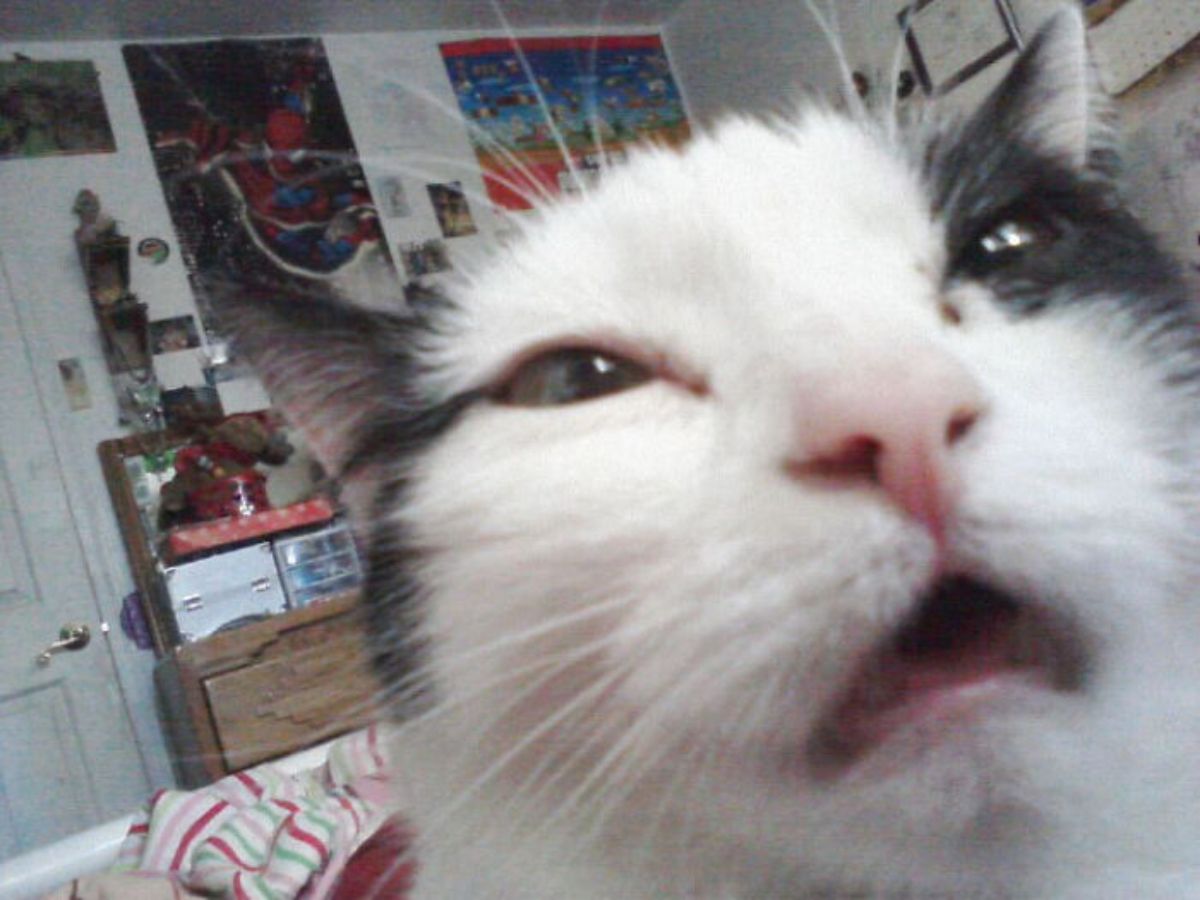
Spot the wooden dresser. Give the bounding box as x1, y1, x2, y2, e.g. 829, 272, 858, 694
155, 591, 379, 786
99, 434, 381, 787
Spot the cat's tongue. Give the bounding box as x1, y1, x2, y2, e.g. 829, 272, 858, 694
824, 578, 1060, 759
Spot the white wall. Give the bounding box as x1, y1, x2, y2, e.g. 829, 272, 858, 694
662, 0, 1072, 127
662, 0, 851, 125
1118, 43, 1200, 277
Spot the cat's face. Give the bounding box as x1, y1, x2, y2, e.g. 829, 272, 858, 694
228, 7, 1200, 895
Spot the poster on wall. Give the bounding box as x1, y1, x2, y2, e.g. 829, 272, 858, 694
122, 38, 398, 338
439, 34, 690, 211
0, 60, 116, 159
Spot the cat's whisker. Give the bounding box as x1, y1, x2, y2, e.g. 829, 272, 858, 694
495, 668, 645, 827
374, 82, 557, 207
524, 628, 733, 841
629, 730, 712, 882
413, 606, 711, 853
569, 712, 691, 846
530, 642, 756, 889
486, 0, 588, 198
885, 7, 917, 143
414, 657, 635, 845
364, 588, 637, 715
424, 589, 636, 670
386, 609, 642, 749
356, 151, 539, 218
799, 0, 864, 119
583, 1, 620, 183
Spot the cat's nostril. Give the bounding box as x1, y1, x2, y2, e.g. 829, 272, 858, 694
793, 435, 882, 483
946, 409, 978, 445
938, 301, 963, 326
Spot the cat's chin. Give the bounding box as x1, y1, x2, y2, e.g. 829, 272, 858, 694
805, 576, 1090, 780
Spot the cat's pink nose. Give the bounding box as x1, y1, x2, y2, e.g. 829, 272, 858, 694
786, 352, 986, 546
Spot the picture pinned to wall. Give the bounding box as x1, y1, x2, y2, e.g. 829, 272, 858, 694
427, 181, 478, 238
0, 60, 116, 159
376, 176, 411, 218
57, 358, 92, 411
399, 239, 452, 281
440, 35, 690, 211
898, 0, 1023, 96
149, 314, 201, 355
123, 38, 399, 338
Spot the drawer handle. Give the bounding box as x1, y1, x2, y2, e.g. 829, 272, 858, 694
251, 577, 272, 593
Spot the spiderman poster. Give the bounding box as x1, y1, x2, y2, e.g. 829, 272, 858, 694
123, 38, 397, 336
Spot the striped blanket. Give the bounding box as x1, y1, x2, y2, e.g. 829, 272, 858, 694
44, 726, 407, 900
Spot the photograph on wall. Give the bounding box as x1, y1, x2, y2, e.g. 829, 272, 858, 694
440, 34, 690, 211
399, 238, 452, 280
122, 38, 398, 335
376, 176, 411, 218
0, 60, 116, 159
427, 181, 478, 237
57, 358, 92, 411
149, 314, 201, 354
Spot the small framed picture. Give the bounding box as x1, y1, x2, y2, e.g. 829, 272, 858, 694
427, 181, 478, 238
899, 0, 1023, 96
149, 314, 201, 354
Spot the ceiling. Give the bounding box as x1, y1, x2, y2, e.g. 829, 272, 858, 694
2, 0, 691, 43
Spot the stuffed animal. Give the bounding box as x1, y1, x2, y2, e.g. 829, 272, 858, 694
159, 414, 293, 527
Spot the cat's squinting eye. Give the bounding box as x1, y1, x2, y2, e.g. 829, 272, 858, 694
958, 208, 1062, 278
493, 347, 654, 407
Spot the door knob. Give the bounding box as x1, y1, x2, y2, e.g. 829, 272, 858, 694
37, 623, 91, 666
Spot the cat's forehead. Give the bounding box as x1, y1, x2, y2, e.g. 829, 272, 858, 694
440, 112, 943, 386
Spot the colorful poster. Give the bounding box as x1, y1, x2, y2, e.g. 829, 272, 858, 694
0, 60, 116, 159
440, 35, 690, 211
123, 39, 396, 335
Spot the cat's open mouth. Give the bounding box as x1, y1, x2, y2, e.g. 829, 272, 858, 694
809, 576, 1089, 776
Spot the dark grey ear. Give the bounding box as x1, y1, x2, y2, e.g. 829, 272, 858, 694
977, 5, 1111, 171
214, 289, 467, 503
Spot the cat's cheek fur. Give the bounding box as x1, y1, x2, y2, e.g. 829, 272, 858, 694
958, 302, 1196, 623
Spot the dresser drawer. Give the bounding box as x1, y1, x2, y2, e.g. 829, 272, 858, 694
203, 627, 378, 770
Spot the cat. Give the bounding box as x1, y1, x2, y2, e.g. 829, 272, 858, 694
222, 5, 1200, 897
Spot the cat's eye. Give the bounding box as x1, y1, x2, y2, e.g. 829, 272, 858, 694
493, 347, 654, 406
958, 208, 1062, 278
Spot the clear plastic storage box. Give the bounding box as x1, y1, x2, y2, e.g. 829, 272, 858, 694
271, 521, 363, 608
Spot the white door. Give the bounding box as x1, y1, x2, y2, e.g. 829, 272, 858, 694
0, 267, 150, 860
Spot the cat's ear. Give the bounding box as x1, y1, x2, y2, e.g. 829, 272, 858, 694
215, 289, 421, 485
979, 5, 1111, 171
